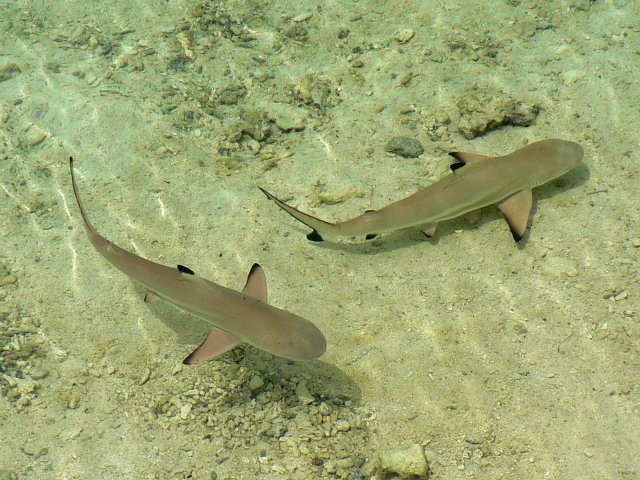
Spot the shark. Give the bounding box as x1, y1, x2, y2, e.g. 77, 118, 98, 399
69, 157, 326, 364
259, 139, 584, 243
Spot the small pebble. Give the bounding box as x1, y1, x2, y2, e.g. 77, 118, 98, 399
248, 375, 264, 391
631, 237, 640, 248
267, 103, 307, 132
613, 291, 627, 301
295, 381, 315, 404
85, 73, 98, 86
0, 104, 10, 124
394, 28, 415, 43
26, 126, 48, 146
334, 419, 350, 432
180, 403, 192, 419
59, 427, 83, 441
292, 12, 313, 22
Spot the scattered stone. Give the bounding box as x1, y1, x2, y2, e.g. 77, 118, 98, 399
267, 103, 307, 132
541, 256, 578, 278
512, 322, 528, 335
334, 418, 350, 432
0, 273, 17, 286
457, 95, 540, 139
295, 381, 315, 404
295, 73, 335, 107
0, 63, 21, 82
177, 31, 195, 60
318, 187, 365, 205
25, 126, 49, 146
379, 443, 429, 479
394, 28, 415, 43
613, 291, 627, 301
0, 103, 10, 124
292, 12, 313, 23
217, 83, 247, 106
385, 136, 424, 158
29, 368, 49, 380
248, 375, 264, 391
631, 237, 640, 248
180, 403, 192, 419
59, 426, 83, 441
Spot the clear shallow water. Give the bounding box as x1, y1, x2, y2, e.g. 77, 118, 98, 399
1, 1, 639, 479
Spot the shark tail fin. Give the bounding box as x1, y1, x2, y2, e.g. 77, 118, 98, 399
183, 264, 269, 365
258, 187, 339, 242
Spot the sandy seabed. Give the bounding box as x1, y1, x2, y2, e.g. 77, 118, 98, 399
1, 1, 638, 479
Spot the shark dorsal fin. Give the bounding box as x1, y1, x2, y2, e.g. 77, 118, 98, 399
182, 263, 268, 365
498, 189, 533, 242
177, 264, 195, 275
182, 264, 268, 365
242, 263, 268, 303
448, 151, 491, 164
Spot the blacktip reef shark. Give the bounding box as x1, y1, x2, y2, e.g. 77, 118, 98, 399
260, 139, 583, 243
69, 157, 326, 364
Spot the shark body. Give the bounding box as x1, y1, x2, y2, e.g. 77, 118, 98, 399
69, 157, 326, 364
260, 139, 584, 242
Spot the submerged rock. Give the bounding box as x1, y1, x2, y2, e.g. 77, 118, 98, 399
385, 136, 424, 158
379, 443, 429, 479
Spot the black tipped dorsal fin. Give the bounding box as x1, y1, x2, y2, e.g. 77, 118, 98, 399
177, 264, 194, 275
242, 263, 268, 303
448, 151, 491, 164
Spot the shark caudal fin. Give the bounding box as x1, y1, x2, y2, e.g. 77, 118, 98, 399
183, 264, 268, 365
258, 187, 340, 242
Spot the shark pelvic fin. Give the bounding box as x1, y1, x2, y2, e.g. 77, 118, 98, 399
144, 291, 162, 303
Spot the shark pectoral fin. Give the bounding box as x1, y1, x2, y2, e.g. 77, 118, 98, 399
419, 223, 438, 238
448, 151, 491, 164
242, 263, 268, 303
183, 328, 242, 365
498, 189, 533, 242
144, 291, 162, 303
